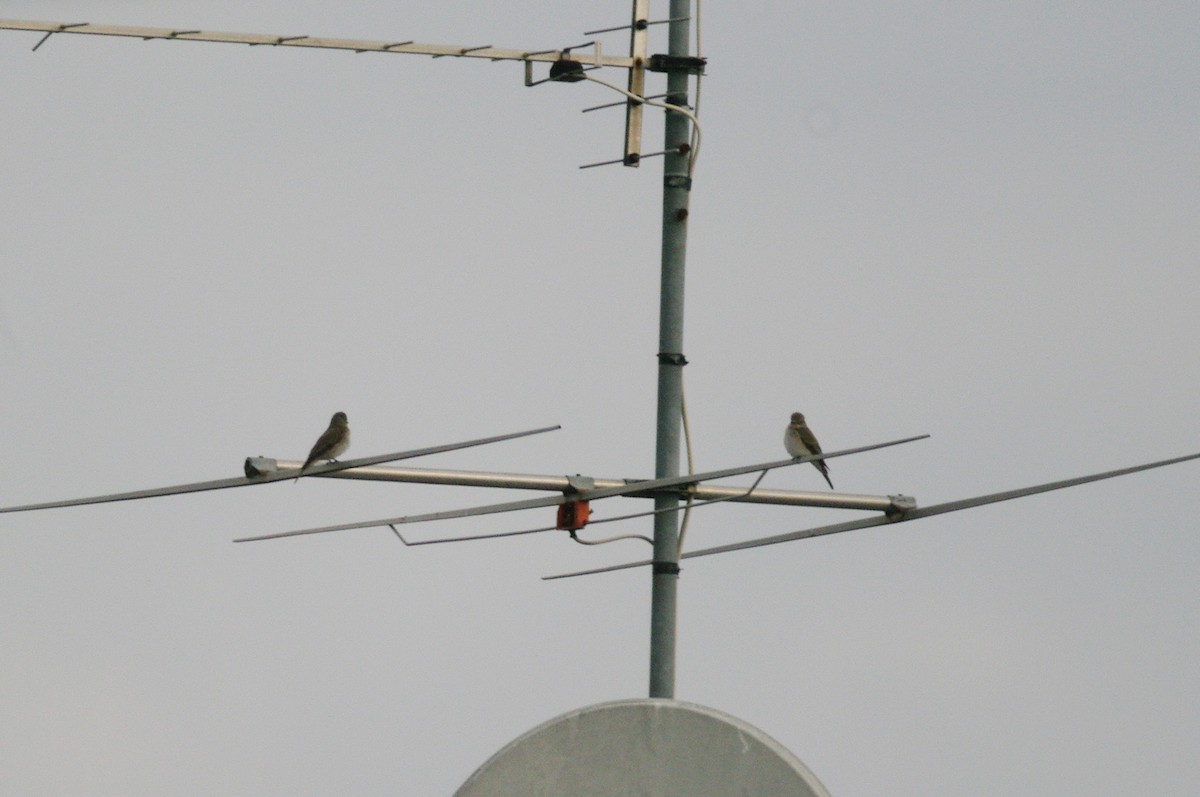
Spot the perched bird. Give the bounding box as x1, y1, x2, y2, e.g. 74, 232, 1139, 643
784, 411, 834, 489
296, 411, 350, 482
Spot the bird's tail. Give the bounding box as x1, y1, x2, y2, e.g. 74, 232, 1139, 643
815, 461, 834, 490
294, 457, 316, 484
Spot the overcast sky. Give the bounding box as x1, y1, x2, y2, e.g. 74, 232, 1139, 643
2, 2, 1197, 795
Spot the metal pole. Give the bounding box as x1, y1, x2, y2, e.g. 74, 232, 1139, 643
649, 0, 692, 700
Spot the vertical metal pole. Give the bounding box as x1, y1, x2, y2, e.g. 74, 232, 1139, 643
649, 0, 692, 699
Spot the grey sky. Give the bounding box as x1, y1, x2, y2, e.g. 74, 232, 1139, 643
2, 2, 1197, 794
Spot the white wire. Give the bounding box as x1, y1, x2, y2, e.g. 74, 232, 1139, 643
677, 2, 701, 554
582, 73, 701, 177
690, 0, 703, 164
676, 376, 696, 555
570, 530, 654, 546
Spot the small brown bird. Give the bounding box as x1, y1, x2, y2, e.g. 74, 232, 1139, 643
784, 411, 834, 489
295, 411, 350, 482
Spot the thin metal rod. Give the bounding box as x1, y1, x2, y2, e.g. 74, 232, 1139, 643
543, 450, 1200, 580
583, 17, 690, 36
579, 150, 665, 170
584, 23, 639, 36
0, 19, 636, 68
0, 424, 560, 514
390, 523, 554, 546
582, 93, 668, 113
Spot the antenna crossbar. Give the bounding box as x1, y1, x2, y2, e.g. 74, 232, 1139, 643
0, 18, 636, 68
234, 435, 929, 543
244, 457, 914, 513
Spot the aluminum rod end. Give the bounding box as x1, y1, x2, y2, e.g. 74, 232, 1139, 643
244, 457, 280, 478
886, 494, 918, 518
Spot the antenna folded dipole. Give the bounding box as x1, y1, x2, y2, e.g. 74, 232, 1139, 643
542, 449, 1200, 580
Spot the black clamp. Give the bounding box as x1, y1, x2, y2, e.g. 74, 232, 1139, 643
549, 58, 586, 82
647, 54, 708, 75
657, 352, 689, 367
652, 561, 681, 576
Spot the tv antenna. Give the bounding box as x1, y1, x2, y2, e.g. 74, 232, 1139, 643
3, 4, 1198, 791
0, 0, 720, 702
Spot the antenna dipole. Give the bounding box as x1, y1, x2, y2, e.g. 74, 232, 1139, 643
649, 0, 693, 700
623, 0, 650, 165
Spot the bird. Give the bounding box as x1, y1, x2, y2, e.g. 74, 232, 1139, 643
295, 411, 350, 482
784, 411, 834, 489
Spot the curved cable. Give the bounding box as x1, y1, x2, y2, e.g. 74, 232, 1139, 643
582, 73, 701, 177
675, 375, 696, 555
676, 3, 703, 554
690, 0, 703, 170
570, 529, 653, 546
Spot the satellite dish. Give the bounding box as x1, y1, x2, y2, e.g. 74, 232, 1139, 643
455, 698, 832, 797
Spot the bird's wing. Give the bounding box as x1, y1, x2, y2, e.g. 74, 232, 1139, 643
799, 426, 823, 455
306, 425, 343, 464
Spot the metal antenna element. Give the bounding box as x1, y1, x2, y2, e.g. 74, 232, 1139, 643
0, 425, 560, 515
584, 16, 690, 36
582, 93, 668, 113
580, 150, 668, 169
379, 469, 771, 547
29, 21, 86, 50
232, 435, 929, 543
390, 523, 553, 546
543, 450, 1200, 580
572, 74, 700, 174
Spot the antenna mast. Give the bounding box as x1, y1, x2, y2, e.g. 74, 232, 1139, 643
649, 0, 693, 698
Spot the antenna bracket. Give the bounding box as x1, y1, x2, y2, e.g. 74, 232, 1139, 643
646, 54, 707, 75
549, 58, 586, 82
